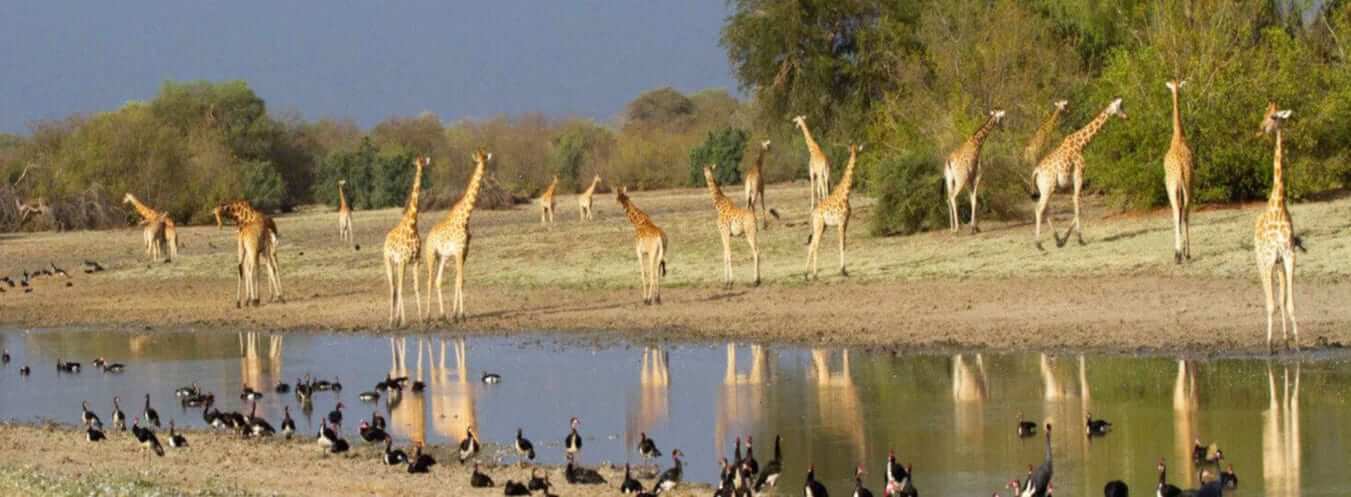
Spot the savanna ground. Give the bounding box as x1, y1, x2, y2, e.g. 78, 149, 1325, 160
2, 182, 1349, 353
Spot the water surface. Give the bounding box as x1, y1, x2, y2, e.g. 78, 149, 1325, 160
0, 329, 1347, 496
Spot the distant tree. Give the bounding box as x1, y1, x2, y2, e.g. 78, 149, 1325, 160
239, 160, 286, 212
688, 127, 749, 187
624, 87, 696, 130
551, 120, 613, 191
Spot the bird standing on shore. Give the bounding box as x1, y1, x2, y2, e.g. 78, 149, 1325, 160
515, 428, 536, 466
458, 426, 480, 463
142, 394, 160, 428
654, 449, 684, 493
168, 420, 188, 448
565, 416, 583, 456
804, 465, 828, 497
470, 462, 494, 487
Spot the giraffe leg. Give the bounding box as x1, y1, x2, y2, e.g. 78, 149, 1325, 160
747, 223, 760, 287
806, 215, 825, 280
637, 248, 649, 304
838, 220, 848, 277
1034, 187, 1053, 251
412, 258, 423, 324
1168, 185, 1183, 264
1181, 187, 1192, 260
453, 252, 466, 320
266, 248, 284, 303
385, 257, 397, 327
808, 174, 816, 211
433, 254, 447, 320
1070, 169, 1085, 246
1259, 262, 1276, 354
1276, 264, 1289, 348
653, 242, 664, 304
1282, 254, 1298, 351
721, 229, 733, 290
396, 261, 408, 327
969, 170, 981, 233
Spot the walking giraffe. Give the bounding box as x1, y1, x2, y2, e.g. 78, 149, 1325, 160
538, 175, 559, 226
944, 109, 1005, 233
744, 140, 778, 228
703, 164, 760, 288
337, 179, 353, 242
1024, 100, 1069, 165
122, 193, 177, 262
383, 156, 427, 327
213, 200, 283, 304
1163, 80, 1194, 263
424, 150, 491, 322
806, 144, 861, 279
1031, 97, 1127, 249
577, 174, 601, 222
792, 115, 831, 210
616, 186, 668, 304
1254, 103, 1298, 353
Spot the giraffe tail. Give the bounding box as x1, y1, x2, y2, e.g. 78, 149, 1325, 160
659, 233, 669, 276
1024, 169, 1041, 200
1293, 234, 1308, 253
768, 208, 781, 220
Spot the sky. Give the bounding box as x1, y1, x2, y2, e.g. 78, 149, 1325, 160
0, 1, 740, 134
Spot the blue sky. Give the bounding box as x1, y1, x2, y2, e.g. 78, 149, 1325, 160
0, 1, 739, 133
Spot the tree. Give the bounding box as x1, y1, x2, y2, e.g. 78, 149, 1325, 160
551, 120, 613, 191
688, 127, 749, 187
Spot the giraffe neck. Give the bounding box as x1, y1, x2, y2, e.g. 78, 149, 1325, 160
585, 177, 600, 195
705, 173, 728, 203
450, 160, 486, 223
404, 163, 424, 220
831, 149, 858, 198
1170, 89, 1184, 141
1036, 107, 1065, 143
126, 195, 159, 221
798, 124, 824, 158
966, 114, 1000, 151
1064, 106, 1114, 154
619, 195, 650, 227
338, 183, 349, 210
752, 145, 767, 174
1269, 128, 1286, 209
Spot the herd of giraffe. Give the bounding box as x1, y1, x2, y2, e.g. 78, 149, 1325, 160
115, 89, 1303, 352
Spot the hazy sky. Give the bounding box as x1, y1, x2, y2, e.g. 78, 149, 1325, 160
0, 1, 739, 134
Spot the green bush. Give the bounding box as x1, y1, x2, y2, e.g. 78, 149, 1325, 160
239, 160, 286, 212
688, 127, 748, 187
868, 152, 948, 236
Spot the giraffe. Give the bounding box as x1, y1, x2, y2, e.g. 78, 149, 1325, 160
337, 179, 353, 242
1024, 100, 1070, 165
806, 144, 861, 279
213, 200, 283, 303
616, 186, 668, 304
538, 175, 559, 226
704, 164, 760, 288
744, 139, 778, 228
424, 150, 491, 322
1163, 80, 1195, 264
577, 174, 601, 222
234, 217, 272, 308
122, 193, 177, 262
792, 115, 831, 210
1254, 103, 1298, 353
944, 109, 1006, 233
383, 156, 427, 327
1031, 97, 1127, 250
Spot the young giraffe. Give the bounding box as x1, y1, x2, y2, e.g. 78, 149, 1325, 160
703, 164, 760, 288
1031, 97, 1127, 250
1163, 80, 1194, 263
234, 216, 273, 308
577, 173, 601, 222
122, 193, 177, 262
792, 115, 831, 210
806, 144, 861, 279
337, 179, 353, 242
538, 175, 559, 226
1254, 103, 1298, 353
213, 200, 283, 303
616, 186, 668, 304
943, 109, 1006, 233
382, 156, 427, 327
1023, 100, 1070, 165
424, 150, 491, 322
744, 140, 777, 228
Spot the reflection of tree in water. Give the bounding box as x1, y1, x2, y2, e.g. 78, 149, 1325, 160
1262, 363, 1300, 497
807, 348, 865, 461
239, 332, 283, 392
1172, 359, 1199, 478
627, 346, 671, 459
951, 353, 988, 446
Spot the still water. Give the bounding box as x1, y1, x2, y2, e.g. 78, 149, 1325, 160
0, 329, 1347, 496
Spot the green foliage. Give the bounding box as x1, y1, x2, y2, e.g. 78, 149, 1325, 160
239, 160, 285, 212
688, 127, 749, 187
551, 120, 613, 191
868, 151, 947, 236
312, 138, 424, 211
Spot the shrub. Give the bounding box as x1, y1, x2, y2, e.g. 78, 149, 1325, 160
688, 127, 748, 187
239, 160, 286, 212
868, 152, 948, 236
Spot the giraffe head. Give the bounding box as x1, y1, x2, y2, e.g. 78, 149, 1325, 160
472, 149, 492, 164
1260, 102, 1292, 136
1106, 97, 1127, 119
121, 193, 136, 205
1164, 79, 1187, 92
615, 185, 629, 205
703, 164, 719, 185
791, 115, 807, 129
338, 179, 346, 186
989, 109, 1006, 125
1054, 99, 1069, 111
212, 204, 226, 230
760, 139, 772, 150
415, 156, 431, 169
592, 173, 602, 184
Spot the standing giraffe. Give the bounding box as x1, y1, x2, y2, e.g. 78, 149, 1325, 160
122, 193, 177, 262
337, 179, 353, 242
1031, 97, 1127, 249
383, 156, 427, 327
703, 164, 760, 288
1024, 100, 1069, 165
1163, 80, 1195, 263
577, 174, 601, 222
806, 144, 861, 279
234, 217, 272, 308
1254, 103, 1298, 353
425, 150, 491, 322
616, 186, 668, 304
213, 200, 283, 303
538, 175, 559, 226
744, 140, 778, 228
792, 116, 831, 210
944, 110, 1006, 233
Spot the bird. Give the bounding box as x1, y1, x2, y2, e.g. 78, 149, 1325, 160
481, 371, 501, 384
246, 402, 275, 437
407, 443, 436, 473
81, 260, 105, 273
639, 431, 662, 466
328, 402, 344, 426
99, 359, 125, 373
471, 462, 495, 487
410, 380, 425, 392
528, 469, 549, 492
280, 406, 296, 438
621, 463, 645, 493
18, 365, 30, 376
371, 411, 387, 430
1017, 411, 1038, 437
142, 394, 160, 428
358, 419, 389, 443
358, 390, 380, 402
503, 480, 531, 496
852, 466, 874, 497
382, 439, 408, 465
131, 420, 165, 458
48, 262, 68, 278
240, 385, 264, 401
273, 381, 290, 394
564, 453, 607, 484
1085, 413, 1112, 437
743, 436, 760, 477
654, 449, 684, 493
330, 377, 343, 391
0, 276, 14, 287
167, 420, 188, 448
885, 450, 907, 488
56, 359, 80, 373
565, 416, 583, 455
459, 426, 481, 463
175, 383, 200, 399
1220, 464, 1238, 489
804, 465, 828, 497
515, 428, 536, 466
1, 349, 9, 364
329, 437, 351, 454
111, 397, 127, 431
317, 418, 340, 449
1103, 480, 1127, 497
80, 401, 102, 429
1023, 424, 1054, 497
86, 425, 106, 442
715, 459, 736, 497
754, 435, 782, 492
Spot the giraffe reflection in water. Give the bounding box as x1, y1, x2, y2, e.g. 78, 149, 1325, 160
628, 346, 670, 461
239, 332, 283, 397
951, 353, 988, 447
1172, 359, 1200, 479
427, 338, 477, 444
714, 344, 769, 459
1263, 363, 1300, 497
808, 348, 865, 462
387, 337, 426, 445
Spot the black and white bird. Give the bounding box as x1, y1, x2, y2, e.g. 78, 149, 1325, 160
753, 435, 782, 492
743, 436, 760, 477
80, 400, 102, 429
620, 463, 645, 494
1103, 480, 1128, 497
371, 411, 386, 430
168, 420, 188, 448
1086, 413, 1112, 437
327, 402, 344, 427
852, 466, 874, 497
458, 426, 481, 463
481, 371, 501, 384
81, 260, 105, 273
515, 428, 536, 466
280, 406, 296, 438
1018, 411, 1038, 438
56, 359, 80, 373
564, 453, 607, 485
1022, 424, 1054, 497
1, 349, 10, 364
470, 462, 495, 488
175, 383, 200, 399
1220, 464, 1239, 489
564, 416, 583, 455
358, 390, 380, 402
804, 465, 828, 497
247, 403, 275, 437
317, 418, 340, 449
86, 425, 106, 442
654, 449, 684, 493
18, 365, 29, 376
528, 469, 551, 492
142, 394, 160, 428
382, 439, 408, 466
639, 431, 662, 466
358, 419, 389, 443
111, 397, 127, 431
273, 381, 290, 394
407, 443, 436, 474
1156, 458, 1182, 497
503, 480, 531, 496
131, 420, 165, 458
241, 385, 264, 401
99, 358, 125, 373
